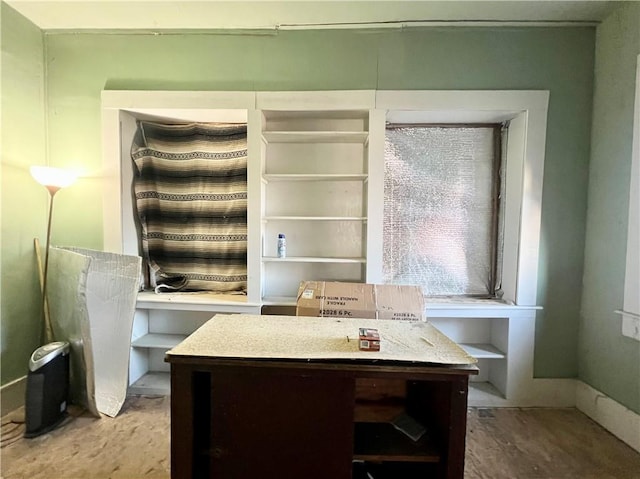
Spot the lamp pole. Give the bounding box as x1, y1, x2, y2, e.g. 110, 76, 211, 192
41, 186, 61, 343
30, 166, 77, 345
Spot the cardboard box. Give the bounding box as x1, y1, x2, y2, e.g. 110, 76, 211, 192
296, 281, 425, 321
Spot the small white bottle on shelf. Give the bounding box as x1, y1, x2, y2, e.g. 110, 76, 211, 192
277, 233, 286, 258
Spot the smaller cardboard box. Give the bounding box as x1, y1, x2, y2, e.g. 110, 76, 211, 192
359, 327, 380, 351
296, 281, 425, 321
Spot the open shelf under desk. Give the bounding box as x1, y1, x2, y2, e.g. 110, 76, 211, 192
353, 461, 437, 478
353, 422, 440, 463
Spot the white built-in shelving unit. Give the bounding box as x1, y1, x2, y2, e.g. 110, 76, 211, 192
128, 292, 261, 395
102, 89, 548, 404
258, 100, 372, 304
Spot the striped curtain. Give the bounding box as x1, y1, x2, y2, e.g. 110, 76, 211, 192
131, 121, 247, 293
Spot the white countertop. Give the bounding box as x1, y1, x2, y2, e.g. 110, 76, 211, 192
166, 314, 477, 366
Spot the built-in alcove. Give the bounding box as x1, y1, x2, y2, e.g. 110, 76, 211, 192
103, 97, 261, 393
102, 90, 548, 404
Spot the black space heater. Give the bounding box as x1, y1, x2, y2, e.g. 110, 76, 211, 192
24, 341, 70, 438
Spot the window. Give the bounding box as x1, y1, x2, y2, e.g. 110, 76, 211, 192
383, 124, 504, 297
372, 90, 550, 306
130, 121, 248, 294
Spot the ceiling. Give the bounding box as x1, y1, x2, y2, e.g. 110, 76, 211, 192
5, 1, 620, 31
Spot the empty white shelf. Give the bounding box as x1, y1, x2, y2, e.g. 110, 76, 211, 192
262, 256, 366, 263
262, 131, 368, 143
131, 333, 187, 349
263, 216, 367, 221
262, 296, 298, 306
263, 173, 368, 182
460, 343, 506, 359
468, 381, 507, 406
128, 372, 171, 396
136, 291, 262, 313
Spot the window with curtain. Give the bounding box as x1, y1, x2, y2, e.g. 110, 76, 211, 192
383, 125, 504, 298
130, 121, 248, 293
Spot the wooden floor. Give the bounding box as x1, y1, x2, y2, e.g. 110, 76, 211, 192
2, 395, 640, 479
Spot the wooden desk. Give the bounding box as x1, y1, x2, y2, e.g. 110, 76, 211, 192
165, 315, 478, 479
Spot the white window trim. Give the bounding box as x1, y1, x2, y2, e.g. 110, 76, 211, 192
100, 91, 260, 302
101, 90, 256, 255
616, 55, 640, 341
371, 90, 550, 307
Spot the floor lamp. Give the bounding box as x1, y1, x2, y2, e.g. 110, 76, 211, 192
30, 166, 77, 343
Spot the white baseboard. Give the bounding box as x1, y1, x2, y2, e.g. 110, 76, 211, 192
520, 378, 578, 407
1, 376, 26, 416
621, 313, 640, 341
469, 378, 577, 408
469, 378, 639, 453
576, 381, 640, 453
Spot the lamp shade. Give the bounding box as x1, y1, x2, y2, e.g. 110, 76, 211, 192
30, 166, 77, 189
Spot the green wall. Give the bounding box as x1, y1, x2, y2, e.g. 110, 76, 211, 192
580, 2, 640, 413
0, 3, 47, 386
42, 27, 595, 380
1, 14, 599, 388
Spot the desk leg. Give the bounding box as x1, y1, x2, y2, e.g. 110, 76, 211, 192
171, 365, 194, 479
444, 378, 469, 479
407, 377, 470, 479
